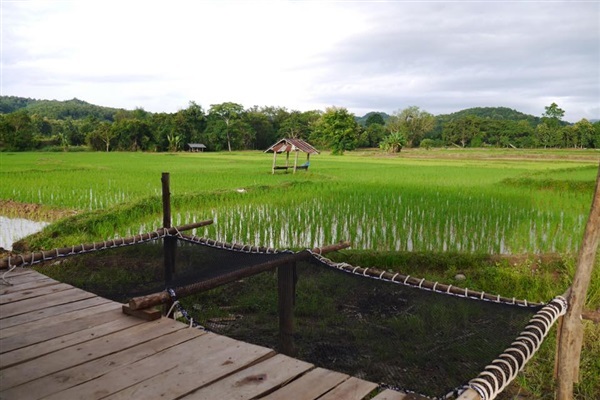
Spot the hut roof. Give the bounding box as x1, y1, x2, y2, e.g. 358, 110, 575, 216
188, 143, 206, 149
264, 138, 319, 154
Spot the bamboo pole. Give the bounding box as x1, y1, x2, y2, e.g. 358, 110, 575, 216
456, 389, 481, 400
129, 241, 350, 310
556, 164, 600, 400
0, 220, 213, 269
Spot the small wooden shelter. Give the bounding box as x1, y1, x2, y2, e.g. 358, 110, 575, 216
187, 143, 206, 152
265, 138, 319, 174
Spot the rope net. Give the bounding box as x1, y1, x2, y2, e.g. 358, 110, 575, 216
4, 236, 566, 399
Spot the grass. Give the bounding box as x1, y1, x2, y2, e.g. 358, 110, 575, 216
1, 149, 597, 255
0, 148, 598, 398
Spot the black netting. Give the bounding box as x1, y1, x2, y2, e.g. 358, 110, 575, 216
35, 237, 293, 303
178, 259, 541, 399
34, 238, 544, 398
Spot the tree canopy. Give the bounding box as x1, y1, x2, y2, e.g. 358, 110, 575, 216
1, 96, 597, 152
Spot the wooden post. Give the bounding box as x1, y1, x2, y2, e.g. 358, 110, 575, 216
272, 152, 277, 174
162, 173, 177, 316
285, 151, 290, 168
556, 164, 600, 400
278, 262, 297, 356
293, 150, 299, 174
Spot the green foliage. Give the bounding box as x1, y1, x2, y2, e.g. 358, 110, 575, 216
311, 106, 359, 155
387, 106, 435, 148
379, 130, 407, 152
1, 97, 597, 153
0, 110, 36, 150
419, 138, 434, 150
355, 111, 390, 126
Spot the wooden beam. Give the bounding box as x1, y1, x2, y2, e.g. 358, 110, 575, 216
556, 164, 600, 400
129, 241, 350, 310
122, 305, 161, 321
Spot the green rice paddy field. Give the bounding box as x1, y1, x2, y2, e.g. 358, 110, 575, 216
0, 148, 599, 398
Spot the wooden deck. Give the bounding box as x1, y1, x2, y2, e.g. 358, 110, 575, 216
0, 268, 413, 400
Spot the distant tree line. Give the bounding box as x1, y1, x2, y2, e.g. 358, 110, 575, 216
0, 96, 598, 152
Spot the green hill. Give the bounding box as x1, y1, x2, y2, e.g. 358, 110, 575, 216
0, 96, 123, 121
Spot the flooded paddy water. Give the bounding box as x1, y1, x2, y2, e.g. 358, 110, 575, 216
0, 216, 49, 250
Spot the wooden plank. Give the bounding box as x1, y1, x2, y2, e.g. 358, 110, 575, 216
0, 267, 37, 278
121, 304, 161, 320
0, 317, 184, 389
0, 282, 73, 304
0, 311, 145, 368
0, 271, 54, 286
0, 302, 120, 339
0, 287, 97, 318
181, 353, 314, 400
103, 335, 276, 400
0, 277, 60, 295
0, 295, 111, 328
41, 331, 255, 400
371, 389, 408, 400
0, 307, 127, 354
261, 367, 348, 400
314, 376, 378, 400
1, 327, 200, 400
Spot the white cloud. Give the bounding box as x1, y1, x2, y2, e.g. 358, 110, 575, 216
2, 0, 598, 121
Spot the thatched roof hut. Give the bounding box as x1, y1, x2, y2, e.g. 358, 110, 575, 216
265, 138, 319, 174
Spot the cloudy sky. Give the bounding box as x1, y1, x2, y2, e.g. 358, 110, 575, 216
2, 0, 599, 122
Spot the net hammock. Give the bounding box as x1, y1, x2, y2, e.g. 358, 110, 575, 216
0, 231, 567, 400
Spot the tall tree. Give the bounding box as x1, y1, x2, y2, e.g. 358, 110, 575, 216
311, 106, 359, 155
209, 102, 244, 152
572, 118, 596, 148
243, 107, 274, 150
86, 122, 115, 152
539, 102, 565, 148
0, 110, 35, 150
387, 106, 435, 147
543, 102, 565, 121
442, 116, 481, 148
365, 113, 385, 127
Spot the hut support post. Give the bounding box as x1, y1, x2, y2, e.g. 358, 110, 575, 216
285, 151, 290, 168
556, 165, 600, 400
278, 262, 297, 356
293, 151, 299, 174
272, 152, 277, 174
162, 173, 177, 315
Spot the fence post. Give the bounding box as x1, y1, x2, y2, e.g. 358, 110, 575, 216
278, 262, 297, 356
162, 172, 177, 316
556, 165, 600, 399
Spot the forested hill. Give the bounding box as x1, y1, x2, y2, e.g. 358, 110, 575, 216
437, 107, 541, 124
0, 96, 122, 121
